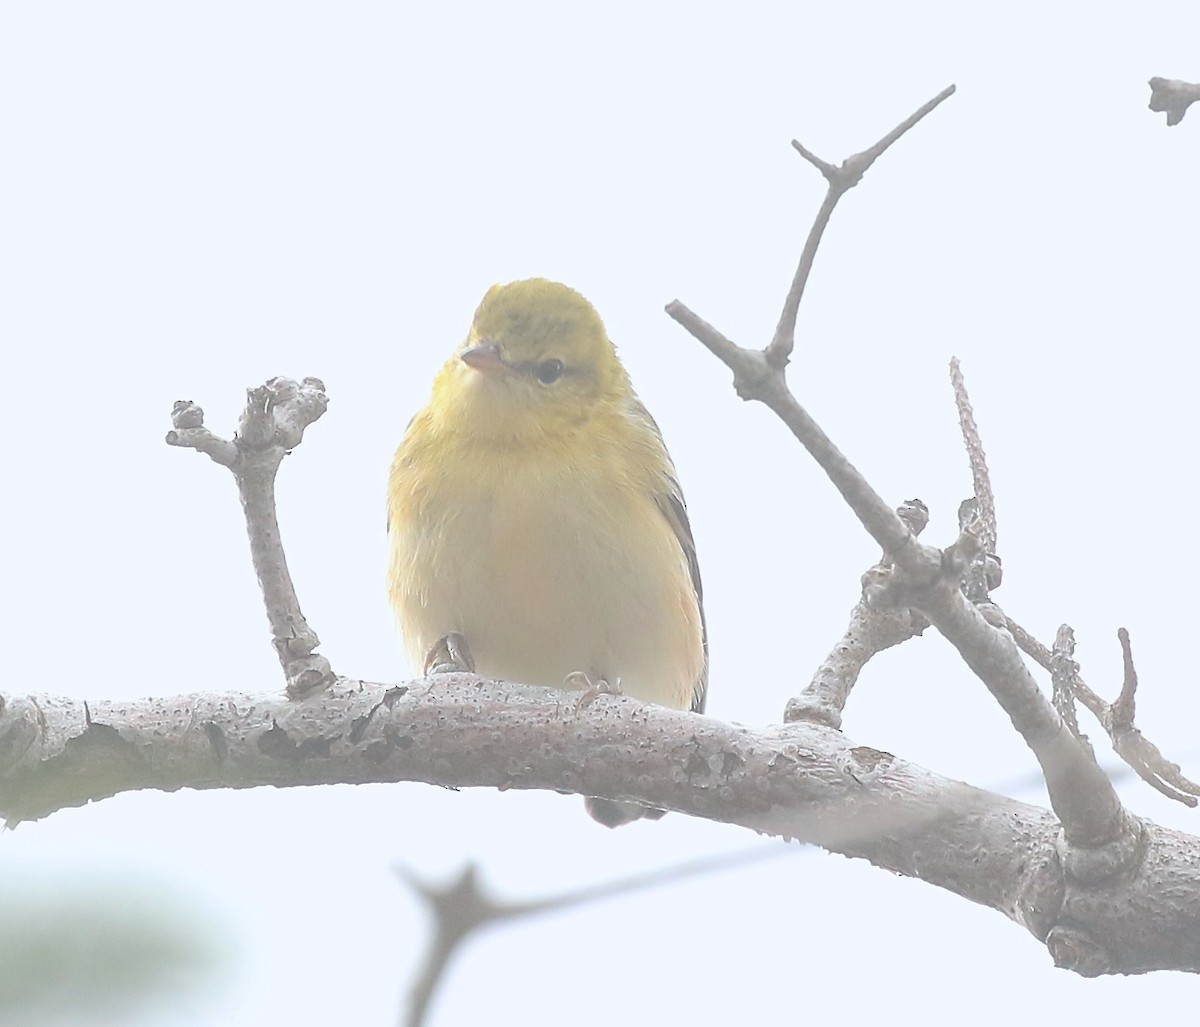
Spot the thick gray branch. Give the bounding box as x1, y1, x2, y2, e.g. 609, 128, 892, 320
0, 680, 1196, 976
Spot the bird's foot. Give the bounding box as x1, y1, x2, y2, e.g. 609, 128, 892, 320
424, 632, 475, 676
567, 672, 622, 709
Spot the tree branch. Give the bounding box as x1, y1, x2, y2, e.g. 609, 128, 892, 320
166, 378, 335, 697
1148, 77, 1200, 126
49, 85, 1191, 987
785, 500, 929, 728
944, 365, 1007, 749
1016, 620, 1200, 807
397, 847, 788, 1026
768, 84, 956, 367
666, 85, 1131, 858
950, 357, 997, 559
0, 678, 1196, 976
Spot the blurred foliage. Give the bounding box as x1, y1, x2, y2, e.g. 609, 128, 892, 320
0, 872, 229, 1026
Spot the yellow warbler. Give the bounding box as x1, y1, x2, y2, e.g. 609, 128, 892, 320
387, 279, 707, 826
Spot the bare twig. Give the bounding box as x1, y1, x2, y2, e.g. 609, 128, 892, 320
667, 87, 1132, 857
787, 501, 930, 728
669, 87, 957, 557
1008, 621, 1103, 711
786, 604, 925, 729
398, 865, 490, 1027
398, 847, 789, 1026
1105, 630, 1198, 805
662, 312, 917, 559
1112, 628, 1138, 729
1010, 619, 1200, 807
1050, 626, 1090, 751
769, 85, 956, 368
950, 358, 997, 556
166, 377, 335, 697
947, 361, 1001, 611
1148, 77, 1200, 126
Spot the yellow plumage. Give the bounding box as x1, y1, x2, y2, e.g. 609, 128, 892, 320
387, 279, 707, 823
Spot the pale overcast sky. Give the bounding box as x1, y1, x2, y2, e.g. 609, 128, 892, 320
2, 2, 1198, 1024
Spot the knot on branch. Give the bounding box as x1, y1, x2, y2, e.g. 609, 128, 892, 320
731, 349, 783, 402
284, 654, 337, 699
1056, 813, 1144, 886
975, 602, 1008, 631
1046, 925, 1111, 977
834, 151, 871, 189
861, 544, 942, 610
784, 697, 840, 728
945, 499, 1002, 603
166, 377, 329, 470
1014, 844, 1066, 941
895, 498, 929, 535
789, 139, 870, 191
239, 376, 329, 452
841, 745, 895, 784
165, 401, 238, 466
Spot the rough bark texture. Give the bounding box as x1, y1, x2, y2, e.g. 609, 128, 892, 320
1, 677, 1197, 976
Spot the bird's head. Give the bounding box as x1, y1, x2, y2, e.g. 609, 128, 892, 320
433, 279, 632, 440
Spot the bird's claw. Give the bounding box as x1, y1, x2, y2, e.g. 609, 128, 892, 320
568, 672, 622, 709
424, 632, 475, 676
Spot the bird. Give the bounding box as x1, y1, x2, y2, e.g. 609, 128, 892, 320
387, 278, 707, 826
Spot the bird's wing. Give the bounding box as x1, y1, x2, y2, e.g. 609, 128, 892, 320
629, 398, 708, 714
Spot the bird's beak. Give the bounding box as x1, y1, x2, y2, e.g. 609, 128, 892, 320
460, 343, 511, 378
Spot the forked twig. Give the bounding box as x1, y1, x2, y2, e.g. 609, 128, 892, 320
769, 86, 956, 368
667, 86, 1131, 855
1016, 619, 1200, 807
166, 377, 335, 697
397, 847, 790, 1026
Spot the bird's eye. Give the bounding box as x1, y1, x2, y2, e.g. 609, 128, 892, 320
535, 358, 564, 385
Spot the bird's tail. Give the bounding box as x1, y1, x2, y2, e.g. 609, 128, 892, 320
584, 797, 668, 828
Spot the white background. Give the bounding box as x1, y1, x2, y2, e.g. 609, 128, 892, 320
2, 2, 1198, 1024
